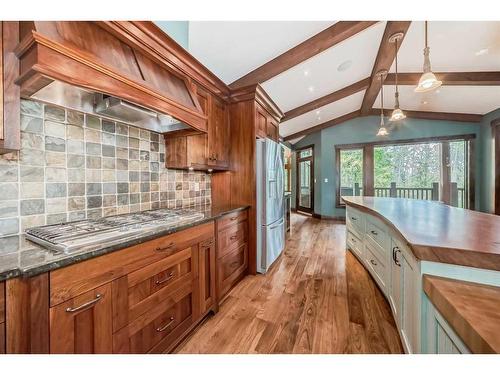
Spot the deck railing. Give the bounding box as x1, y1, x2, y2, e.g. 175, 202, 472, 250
341, 182, 466, 208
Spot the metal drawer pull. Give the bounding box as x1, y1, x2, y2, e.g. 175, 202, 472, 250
66, 294, 102, 313
394, 248, 402, 267
370, 259, 377, 266
156, 317, 175, 332
230, 235, 238, 240
155, 242, 175, 252
156, 272, 175, 285
351, 217, 357, 221
370, 230, 378, 235
230, 216, 238, 221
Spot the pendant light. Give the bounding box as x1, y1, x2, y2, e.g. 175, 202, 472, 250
376, 70, 389, 136
415, 21, 442, 93
389, 32, 406, 122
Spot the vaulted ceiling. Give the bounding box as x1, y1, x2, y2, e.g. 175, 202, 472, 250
179, 21, 500, 143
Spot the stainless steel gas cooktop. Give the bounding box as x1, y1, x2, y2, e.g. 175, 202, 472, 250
25, 208, 205, 254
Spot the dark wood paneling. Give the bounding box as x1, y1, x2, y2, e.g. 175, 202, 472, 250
494, 119, 500, 215
282, 78, 370, 122
295, 144, 315, 214
230, 21, 378, 89
5, 273, 49, 353
360, 21, 411, 114
385, 71, 500, 86
0, 21, 20, 153
370, 108, 482, 123
283, 110, 360, 142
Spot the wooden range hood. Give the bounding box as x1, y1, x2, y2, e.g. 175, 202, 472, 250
14, 21, 207, 133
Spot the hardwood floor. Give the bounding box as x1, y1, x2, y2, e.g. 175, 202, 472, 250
176, 214, 403, 354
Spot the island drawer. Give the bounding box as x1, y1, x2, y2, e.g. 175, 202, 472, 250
365, 243, 388, 292
346, 206, 364, 233
217, 220, 248, 259
50, 221, 214, 306
217, 209, 248, 231
366, 217, 388, 250
113, 282, 193, 354
347, 230, 363, 259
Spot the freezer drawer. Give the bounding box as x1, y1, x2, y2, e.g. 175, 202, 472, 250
257, 218, 285, 273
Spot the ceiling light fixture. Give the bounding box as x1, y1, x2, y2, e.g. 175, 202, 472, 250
376, 70, 389, 137
389, 32, 406, 122
308, 86, 315, 92
415, 21, 442, 93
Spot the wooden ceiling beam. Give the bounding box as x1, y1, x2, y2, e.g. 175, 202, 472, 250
384, 71, 500, 86
360, 21, 411, 114
229, 21, 378, 89
281, 78, 370, 123
369, 108, 482, 123
283, 110, 360, 141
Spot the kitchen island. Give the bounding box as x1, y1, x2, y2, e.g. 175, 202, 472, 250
343, 196, 500, 354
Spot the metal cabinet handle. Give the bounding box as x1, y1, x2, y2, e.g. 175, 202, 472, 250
155, 272, 175, 285
230, 216, 238, 221
370, 230, 378, 236
155, 242, 175, 252
370, 259, 377, 266
156, 317, 175, 332
66, 294, 102, 313
230, 235, 238, 240
394, 248, 402, 267
351, 217, 357, 221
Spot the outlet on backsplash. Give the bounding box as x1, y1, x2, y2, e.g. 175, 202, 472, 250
0, 99, 212, 237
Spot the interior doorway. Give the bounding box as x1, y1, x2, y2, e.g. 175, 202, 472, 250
296, 146, 314, 214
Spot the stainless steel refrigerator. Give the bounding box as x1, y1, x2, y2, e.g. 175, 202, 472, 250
256, 138, 285, 274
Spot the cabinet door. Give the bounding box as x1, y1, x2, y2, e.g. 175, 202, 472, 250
50, 283, 113, 353
217, 244, 248, 300
210, 96, 229, 168
389, 243, 402, 328
199, 238, 216, 314
266, 117, 279, 141
401, 252, 417, 353
255, 105, 267, 139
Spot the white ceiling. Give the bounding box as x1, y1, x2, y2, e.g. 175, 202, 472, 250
188, 21, 334, 84
280, 90, 365, 137
262, 22, 385, 112
389, 21, 500, 73
374, 85, 500, 115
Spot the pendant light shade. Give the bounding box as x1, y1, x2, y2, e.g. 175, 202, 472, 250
389, 32, 406, 122
415, 22, 442, 93
376, 70, 389, 136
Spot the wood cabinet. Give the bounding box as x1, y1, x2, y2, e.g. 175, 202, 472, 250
50, 283, 113, 354
255, 103, 279, 141
0, 22, 20, 154
165, 86, 229, 171
216, 210, 249, 300
48, 222, 215, 354
0, 281, 4, 354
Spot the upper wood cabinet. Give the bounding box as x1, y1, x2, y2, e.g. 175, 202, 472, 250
0, 22, 20, 154
255, 103, 279, 141
165, 86, 230, 171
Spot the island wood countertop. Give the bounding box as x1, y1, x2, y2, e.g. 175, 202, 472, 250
342, 196, 500, 271
423, 275, 500, 353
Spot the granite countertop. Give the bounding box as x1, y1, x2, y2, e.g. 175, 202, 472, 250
423, 275, 500, 353
0, 204, 248, 282
343, 196, 500, 271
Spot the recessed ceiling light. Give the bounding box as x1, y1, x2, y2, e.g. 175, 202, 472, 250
317, 116, 322, 121
475, 48, 489, 56
304, 70, 310, 76
315, 110, 321, 115
337, 60, 353, 72
308, 86, 315, 92
435, 89, 440, 94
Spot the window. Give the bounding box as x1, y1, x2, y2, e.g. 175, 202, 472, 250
339, 148, 364, 203
335, 135, 475, 209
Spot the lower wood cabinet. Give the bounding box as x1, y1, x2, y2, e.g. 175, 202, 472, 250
50, 283, 113, 354
199, 238, 216, 314
216, 210, 249, 300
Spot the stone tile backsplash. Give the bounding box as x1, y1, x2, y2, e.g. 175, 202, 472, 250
0, 99, 211, 237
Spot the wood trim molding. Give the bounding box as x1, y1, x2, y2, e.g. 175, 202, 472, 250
229, 83, 284, 120
295, 144, 315, 214
385, 71, 500, 86
360, 21, 411, 114
369, 108, 482, 123
229, 21, 378, 89
335, 133, 476, 149
282, 78, 370, 122
283, 110, 360, 141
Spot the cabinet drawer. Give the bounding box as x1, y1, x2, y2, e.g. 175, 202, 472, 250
366, 218, 388, 250
217, 210, 248, 231
113, 282, 193, 354
346, 206, 364, 233
218, 244, 248, 299
347, 230, 363, 259
50, 222, 214, 306
217, 220, 247, 259
365, 243, 388, 293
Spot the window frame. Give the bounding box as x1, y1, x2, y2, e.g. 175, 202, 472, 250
335, 134, 476, 209
295, 144, 315, 214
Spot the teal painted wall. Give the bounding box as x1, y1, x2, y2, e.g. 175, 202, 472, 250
155, 21, 189, 50
292, 116, 482, 218
479, 108, 500, 213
